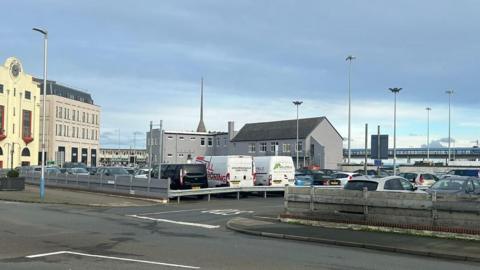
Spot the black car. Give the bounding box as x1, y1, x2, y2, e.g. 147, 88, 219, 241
156, 164, 208, 190
444, 169, 480, 178
427, 177, 480, 195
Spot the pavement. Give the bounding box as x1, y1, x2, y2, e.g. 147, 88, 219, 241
0, 184, 161, 207
227, 215, 480, 263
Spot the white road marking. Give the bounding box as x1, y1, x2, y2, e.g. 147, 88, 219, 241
201, 209, 254, 216
140, 208, 206, 215
128, 215, 220, 229
26, 251, 200, 269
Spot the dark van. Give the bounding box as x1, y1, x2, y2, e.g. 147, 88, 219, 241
157, 164, 208, 190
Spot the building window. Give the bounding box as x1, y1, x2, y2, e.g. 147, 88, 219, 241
208, 138, 213, 147
0, 106, 4, 135
179, 136, 184, 140
59, 107, 63, 119
21, 148, 30, 157
24, 91, 31, 100
190, 137, 196, 140
270, 142, 277, 152
167, 153, 173, 157
248, 143, 256, 153
22, 110, 32, 138
82, 112, 85, 122
178, 153, 184, 157
297, 141, 303, 152
167, 136, 173, 139
82, 128, 85, 139
260, 142, 267, 152
216, 137, 220, 146
200, 138, 205, 146
0, 84, 3, 93
282, 144, 291, 153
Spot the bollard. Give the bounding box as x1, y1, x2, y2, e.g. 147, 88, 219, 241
208, 193, 211, 202
237, 191, 240, 200
310, 186, 315, 211
362, 187, 369, 219
264, 190, 267, 199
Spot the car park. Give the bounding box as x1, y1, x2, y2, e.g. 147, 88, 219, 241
427, 177, 480, 195
96, 167, 130, 177
344, 176, 419, 192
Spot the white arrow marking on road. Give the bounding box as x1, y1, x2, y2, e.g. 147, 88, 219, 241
26, 251, 200, 269
128, 214, 220, 229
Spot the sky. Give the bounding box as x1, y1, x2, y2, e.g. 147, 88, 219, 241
1, 0, 480, 149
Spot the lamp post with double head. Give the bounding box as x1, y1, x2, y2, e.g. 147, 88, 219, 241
32, 27, 48, 200
345, 55, 355, 164
389, 88, 402, 175
426, 107, 431, 162
293, 101, 303, 170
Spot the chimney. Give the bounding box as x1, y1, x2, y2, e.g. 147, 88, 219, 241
196, 77, 206, 132
228, 121, 235, 140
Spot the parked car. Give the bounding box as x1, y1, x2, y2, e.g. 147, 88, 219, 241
398, 172, 439, 187
158, 164, 208, 190
135, 168, 151, 179
96, 167, 130, 177
294, 172, 339, 186
427, 177, 480, 195
67, 167, 90, 176
442, 169, 480, 178
254, 156, 295, 186
86, 167, 97, 175
353, 169, 390, 177
344, 176, 419, 192
331, 172, 363, 186
46, 167, 62, 175
125, 168, 136, 175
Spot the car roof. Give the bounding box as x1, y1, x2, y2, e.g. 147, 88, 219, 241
349, 175, 408, 184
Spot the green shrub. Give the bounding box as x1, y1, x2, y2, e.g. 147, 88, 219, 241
7, 170, 19, 178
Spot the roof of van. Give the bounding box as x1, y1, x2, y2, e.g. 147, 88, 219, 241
231, 117, 342, 142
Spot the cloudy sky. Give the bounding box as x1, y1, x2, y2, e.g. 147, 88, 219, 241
2, 0, 479, 149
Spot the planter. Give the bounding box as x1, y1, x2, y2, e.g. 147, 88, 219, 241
0, 177, 25, 191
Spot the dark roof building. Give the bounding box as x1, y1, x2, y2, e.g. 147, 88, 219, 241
231, 117, 343, 169
33, 78, 94, 104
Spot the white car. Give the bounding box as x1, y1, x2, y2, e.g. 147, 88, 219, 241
134, 169, 151, 179
331, 171, 363, 186
344, 176, 424, 193
398, 172, 439, 188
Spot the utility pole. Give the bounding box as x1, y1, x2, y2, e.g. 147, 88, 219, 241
426, 107, 431, 162
293, 101, 303, 169
364, 123, 368, 175
446, 90, 454, 164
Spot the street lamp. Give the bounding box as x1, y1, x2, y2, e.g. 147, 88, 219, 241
446, 90, 454, 163
345, 55, 356, 164
293, 101, 303, 169
426, 107, 431, 162
33, 27, 48, 200
389, 87, 402, 175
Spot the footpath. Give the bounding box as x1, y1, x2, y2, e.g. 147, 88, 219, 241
227, 216, 480, 263
0, 184, 161, 207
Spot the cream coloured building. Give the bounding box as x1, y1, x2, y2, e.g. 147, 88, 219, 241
0, 57, 41, 168
36, 79, 100, 167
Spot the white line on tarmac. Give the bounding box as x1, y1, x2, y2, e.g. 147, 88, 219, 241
139, 208, 207, 215
26, 251, 200, 269
128, 214, 220, 229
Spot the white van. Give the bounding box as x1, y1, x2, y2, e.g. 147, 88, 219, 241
254, 156, 295, 186
194, 156, 255, 188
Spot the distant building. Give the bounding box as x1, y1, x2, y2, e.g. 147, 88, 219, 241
35, 79, 101, 167
0, 57, 41, 168
99, 148, 147, 166
231, 117, 343, 169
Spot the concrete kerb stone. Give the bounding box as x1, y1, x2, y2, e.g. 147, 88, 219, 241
226, 218, 480, 263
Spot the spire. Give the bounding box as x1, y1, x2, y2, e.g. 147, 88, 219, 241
196, 77, 206, 132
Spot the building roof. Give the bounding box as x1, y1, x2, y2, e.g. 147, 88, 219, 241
33, 78, 94, 104
232, 117, 339, 142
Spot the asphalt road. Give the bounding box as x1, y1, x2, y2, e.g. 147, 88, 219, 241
0, 194, 479, 270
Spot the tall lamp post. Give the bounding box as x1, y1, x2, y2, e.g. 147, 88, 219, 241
293, 101, 303, 169
33, 27, 48, 200
389, 87, 402, 175
345, 55, 356, 164
446, 90, 454, 163
426, 107, 431, 162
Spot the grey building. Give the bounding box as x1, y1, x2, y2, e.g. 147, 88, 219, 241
146, 126, 234, 164
230, 117, 343, 169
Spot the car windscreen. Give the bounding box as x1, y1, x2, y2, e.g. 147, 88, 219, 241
431, 179, 467, 191
344, 181, 378, 191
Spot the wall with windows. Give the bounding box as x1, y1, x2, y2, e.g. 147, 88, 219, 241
41, 92, 100, 167
0, 57, 40, 168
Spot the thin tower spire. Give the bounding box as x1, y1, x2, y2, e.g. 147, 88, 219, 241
196, 77, 206, 132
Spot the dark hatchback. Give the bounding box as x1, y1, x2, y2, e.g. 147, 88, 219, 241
427, 177, 480, 195
157, 164, 208, 190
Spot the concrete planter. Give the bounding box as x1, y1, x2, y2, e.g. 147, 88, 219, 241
0, 177, 25, 191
